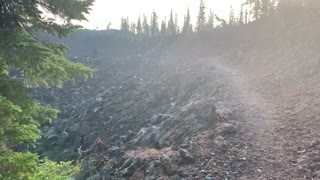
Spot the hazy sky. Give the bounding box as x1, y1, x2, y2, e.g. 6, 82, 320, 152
81, 0, 243, 30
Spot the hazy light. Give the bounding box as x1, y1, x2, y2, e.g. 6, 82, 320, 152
81, 0, 243, 30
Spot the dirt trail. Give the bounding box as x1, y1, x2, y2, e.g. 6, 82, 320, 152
206, 57, 298, 179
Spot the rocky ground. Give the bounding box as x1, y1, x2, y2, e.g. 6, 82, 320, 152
33, 10, 320, 179
33, 51, 254, 180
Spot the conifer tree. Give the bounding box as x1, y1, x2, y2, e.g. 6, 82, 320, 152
126, 17, 130, 32
167, 10, 176, 36
150, 11, 160, 37
130, 23, 137, 33
196, 0, 207, 31
137, 16, 143, 34
120, 17, 130, 32
175, 13, 180, 34
206, 9, 215, 30
160, 18, 167, 37
248, 0, 275, 20
143, 14, 150, 36
182, 7, 192, 34
121, 17, 125, 31
0, 0, 94, 179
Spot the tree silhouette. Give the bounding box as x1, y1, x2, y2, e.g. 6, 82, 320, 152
137, 16, 143, 34
121, 17, 130, 32
160, 18, 167, 37
143, 14, 150, 36
167, 10, 176, 36
150, 11, 160, 37
130, 22, 137, 33
175, 13, 180, 34
207, 9, 215, 30
196, 0, 207, 31
182, 7, 192, 34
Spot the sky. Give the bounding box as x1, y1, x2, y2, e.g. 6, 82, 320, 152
80, 0, 243, 30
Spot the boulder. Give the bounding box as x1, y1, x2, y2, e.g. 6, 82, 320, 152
99, 158, 117, 175
107, 146, 121, 157
161, 155, 178, 176
216, 123, 237, 135
130, 126, 159, 147
179, 148, 196, 164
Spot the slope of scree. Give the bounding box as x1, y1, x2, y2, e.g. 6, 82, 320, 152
35, 51, 245, 179
34, 7, 320, 180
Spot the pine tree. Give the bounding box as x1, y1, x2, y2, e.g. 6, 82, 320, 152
167, 10, 176, 36
120, 17, 130, 32
126, 17, 130, 32
206, 9, 215, 31
137, 16, 143, 34
150, 11, 160, 37
130, 23, 137, 33
143, 14, 150, 36
248, 0, 274, 20
182, 7, 192, 34
175, 13, 180, 34
160, 18, 167, 37
196, 0, 207, 31
0, 0, 94, 179
121, 17, 125, 31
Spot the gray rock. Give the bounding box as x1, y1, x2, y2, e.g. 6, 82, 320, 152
101, 174, 112, 180
155, 100, 217, 148
86, 174, 100, 180
145, 161, 158, 177
68, 123, 80, 133
73, 136, 82, 148
130, 126, 159, 147
150, 114, 162, 124
216, 123, 237, 135
119, 163, 136, 177
83, 132, 97, 148
171, 145, 179, 151
145, 175, 157, 180
179, 144, 190, 149
100, 158, 117, 175
120, 135, 129, 143
179, 148, 196, 163
161, 155, 178, 176
205, 175, 213, 180
120, 158, 134, 170
79, 123, 91, 136
107, 146, 121, 157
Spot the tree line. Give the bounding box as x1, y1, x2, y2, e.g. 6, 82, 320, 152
119, 0, 281, 37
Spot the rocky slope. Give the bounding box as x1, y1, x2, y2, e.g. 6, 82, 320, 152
34, 50, 245, 179
34, 5, 320, 179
